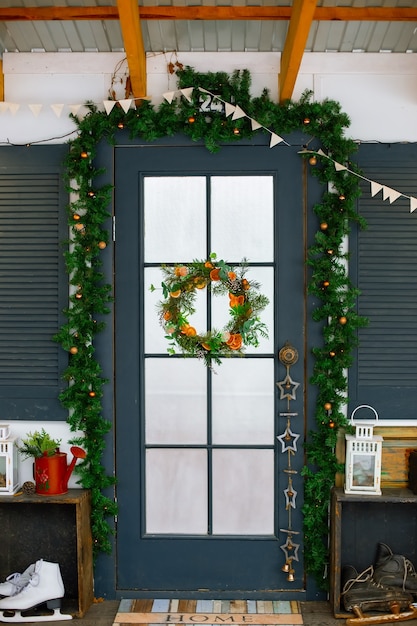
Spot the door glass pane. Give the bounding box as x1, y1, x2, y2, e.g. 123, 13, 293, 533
144, 176, 207, 262
211, 176, 274, 261
146, 449, 208, 534
211, 266, 274, 354
145, 267, 207, 354
145, 359, 207, 444
212, 449, 274, 534
212, 359, 274, 445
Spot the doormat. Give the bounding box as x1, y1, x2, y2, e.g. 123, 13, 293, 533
113, 599, 303, 626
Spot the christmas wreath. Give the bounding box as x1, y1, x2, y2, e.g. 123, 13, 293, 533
154, 254, 269, 367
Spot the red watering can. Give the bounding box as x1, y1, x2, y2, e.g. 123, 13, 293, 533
34, 446, 86, 495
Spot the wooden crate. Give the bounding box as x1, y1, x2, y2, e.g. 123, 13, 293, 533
0, 489, 93, 617
329, 487, 417, 618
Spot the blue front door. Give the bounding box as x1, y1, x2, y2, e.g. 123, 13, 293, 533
114, 136, 309, 597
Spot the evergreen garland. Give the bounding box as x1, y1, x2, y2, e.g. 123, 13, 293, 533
55, 66, 366, 583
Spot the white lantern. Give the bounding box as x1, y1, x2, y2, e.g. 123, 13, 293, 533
344, 405, 383, 496
0, 424, 19, 495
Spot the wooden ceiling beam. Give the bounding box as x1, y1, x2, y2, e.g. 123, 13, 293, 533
279, 0, 317, 104
116, 0, 146, 98
1, 6, 417, 21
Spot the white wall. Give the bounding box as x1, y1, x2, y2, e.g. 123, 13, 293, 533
1, 51, 417, 145
1, 50, 416, 485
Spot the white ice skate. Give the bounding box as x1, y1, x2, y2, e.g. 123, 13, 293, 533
0, 564, 36, 597
0, 560, 72, 622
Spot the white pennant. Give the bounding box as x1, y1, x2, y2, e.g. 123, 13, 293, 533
371, 181, 383, 197
270, 133, 284, 148
8, 103, 20, 115
51, 104, 64, 118
232, 105, 246, 120
103, 101, 117, 115
251, 118, 262, 131
163, 91, 175, 104
68, 104, 82, 116
119, 99, 133, 113
180, 88, 194, 102
410, 197, 417, 213
225, 102, 235, 117
382, 186, 395, 202
384, 187, 402, 204
334, 161, 347, 172
316, 148, 326, 156
28, 104, 43, 117
0, 102, 8, 114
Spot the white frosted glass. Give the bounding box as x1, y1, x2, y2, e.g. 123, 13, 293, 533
211, 176, 274, 262
211, 266, 274, 354
145, 359, 207, 444
145, 267, 208, 354
212, 449, 274, 534
144, 177, 206, 262
212, 359, 274, 445
146, 449, 208, 534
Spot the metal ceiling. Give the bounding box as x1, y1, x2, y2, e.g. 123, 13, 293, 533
1, 0, 417, 55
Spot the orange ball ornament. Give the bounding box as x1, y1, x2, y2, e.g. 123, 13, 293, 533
309, 156, 317, 166
339, 316, 347, 325
98, 241, 107, 249
324, 402, 332, 411
320, 222, 328, 231
69, 346, 78, 355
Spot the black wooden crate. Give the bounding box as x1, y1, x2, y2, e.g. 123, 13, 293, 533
330, 487, 417, 618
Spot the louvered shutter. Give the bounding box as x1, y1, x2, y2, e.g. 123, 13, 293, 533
349, 144, 417, 419
0, 146, 68, 420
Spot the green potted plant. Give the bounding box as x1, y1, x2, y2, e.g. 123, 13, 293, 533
18, 429, 61, 459
18, 429, 86, 495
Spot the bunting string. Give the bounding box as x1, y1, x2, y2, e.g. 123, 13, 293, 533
1, 85, 416, 212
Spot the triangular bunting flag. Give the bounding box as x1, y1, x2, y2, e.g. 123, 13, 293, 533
68, 104, 82, 116
334, 161, 348, 172
119, 99, 133, 113
163, 91, 176, 104
410, 197, 417, 213
386, 188, 402, 204
270, 133, 284, 148
51, 104, 64, 118
225, 102, 235, 117
317, 149, 326, 156
28, 104, 43, 117
371, 181, 383, 197
382, 186, 390, 201
180, 87, 194, 102
8, 103, 20, 115
103, 101, 117, 115
198, 87, 211, 94
251, 118, 262, 131
232, 105, 246, 121
0, 102, 8, 114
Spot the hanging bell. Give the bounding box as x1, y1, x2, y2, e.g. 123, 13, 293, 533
287, 569, 295, 582
282, 561, 290, 573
